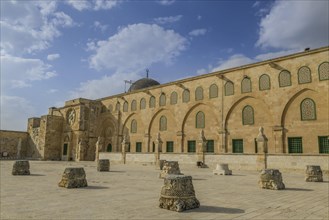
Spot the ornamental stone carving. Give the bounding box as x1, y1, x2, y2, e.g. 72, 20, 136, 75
58, 167, 88, 188
258, 169, 285, 190
213, 163, 232, 175
67, 109, 76, 125
12, 160, 30, 175
159, 175, 200, 212
159, 161, 183, 179
305, 165, 323, 182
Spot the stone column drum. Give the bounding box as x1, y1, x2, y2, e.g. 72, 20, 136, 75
305, 165, 323, 182
258, 169, 285, 190
159, 159, 166, 170
12, 160, 30, 175
213, 163, 232, 175
97, 159, 110, 172
159, 161, 183, 179
159, 175, 200, 212
58, 167, 88, 188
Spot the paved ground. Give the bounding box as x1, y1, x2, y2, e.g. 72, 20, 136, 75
1, 160, 328, 220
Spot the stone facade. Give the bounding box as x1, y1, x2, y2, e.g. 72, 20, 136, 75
0, 130, 28, 159
1, 47, 328, 163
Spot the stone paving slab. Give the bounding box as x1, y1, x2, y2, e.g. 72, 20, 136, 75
0, 161, 328, 219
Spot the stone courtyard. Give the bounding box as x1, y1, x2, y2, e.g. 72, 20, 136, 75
0, 160, 328, 220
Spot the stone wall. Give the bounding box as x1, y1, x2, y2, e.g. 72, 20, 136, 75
99, 152, 329, 173
0, 130, 28, 159
43, 115, 64, 160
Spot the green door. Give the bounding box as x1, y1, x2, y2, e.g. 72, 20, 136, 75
107, 144, 112, 152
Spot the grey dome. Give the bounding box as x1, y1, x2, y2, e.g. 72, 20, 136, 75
128, 78, 160, 92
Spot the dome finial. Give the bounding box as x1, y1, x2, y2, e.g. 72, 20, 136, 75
146, 68, 149, 78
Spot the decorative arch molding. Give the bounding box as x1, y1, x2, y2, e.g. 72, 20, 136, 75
280, 88, 317, 126
224, 96, 254, 129
95, 116, 118, 137
121, 113, 136, 135
181, 103, 203, 132
147, 108, 167, 135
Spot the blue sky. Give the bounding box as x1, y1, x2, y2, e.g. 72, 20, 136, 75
1, 0, 329, 131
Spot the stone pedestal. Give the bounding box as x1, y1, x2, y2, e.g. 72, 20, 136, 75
97, 159, 110, 172
159, 175, 200, 212
213, 163, 232, 175
159, 160, 166, 170
12, 160, 30, 175
58, 167, 88, 188
305, 165, 323, 182
159, 161, 183, 179
258, 169, 285, 190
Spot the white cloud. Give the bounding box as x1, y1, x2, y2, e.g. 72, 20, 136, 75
0, 1, 74, 56
88, 23, 188, 73
66, 0, 120, 11
256, 1, 329, 50
47, 53, 60, 61
0, 95, 35, 131
94, 21, 108, 32
1, 55, 57, 89
154, 15, 182, 24
47, 89, 58, 94
158, 0, 175, 6
197, 15, 202, 20
211, 54, 254, 72
188, 28, 207, 37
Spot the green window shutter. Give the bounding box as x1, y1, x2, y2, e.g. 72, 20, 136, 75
288, 137, 303, 153
232, 139, 243, 153
136, 142, 142, 152
319, 136, 329, 154
166, 141, 174, 153
206, 140, 214, 153
187, 140, 196, 153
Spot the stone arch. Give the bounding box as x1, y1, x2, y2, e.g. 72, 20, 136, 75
121, 113, 136, 135
224, 96, 254, 129
94, 116, 118, 153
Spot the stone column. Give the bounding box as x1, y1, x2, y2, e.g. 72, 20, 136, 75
256, 127, 268, 171
144, 133, 150, 152
197, 130, 207, 165
217, 129, 227, 153
155, 132, 163, 167
121, 135, 128, 164
95, 136, 104, 162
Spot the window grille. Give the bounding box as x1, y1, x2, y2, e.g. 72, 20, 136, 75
187, 140, 196, 152
288, 137, 303, 153
318, 136, 329, 154
318, 62, 329, 80
298, 66, 312, 84
170, 92, 178, 105
259, 74, 270, 91
232, 139, 243, 153
195, 86, 204, 101
166, 141, 174, 153
209, 84, 218, 98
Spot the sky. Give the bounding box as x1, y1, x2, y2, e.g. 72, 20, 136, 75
1, 0, 329, 131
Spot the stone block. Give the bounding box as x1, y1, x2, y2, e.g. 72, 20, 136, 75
258, 169, 285, 190
213, 163, 232, 175
12, 160, 30, 175
159, 160, 166, 170
97, 159, 110, 172
305, 165, 323, 182
159, 175, 200, 212
159, 161, 183, 179
58, 167, 88, 188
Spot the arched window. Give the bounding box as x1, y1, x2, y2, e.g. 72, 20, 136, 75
196, 111, 205, 128
170, 92, 178, 105
107, 144, 112, 152
140, 98, 146, 110
131, 100, 137, 111
300, 98, 316, 120
159, 93, 166, 106
279, 70, 291, 87
209, 84, 218, 98
318, 62, 329, 81
182, 89, 190, 103
115, 102, 120, 111
225, 81, 234, 96
298, 66, 312, 84
195, 86, 203, 101
131, 119, 137, 133
123, 101, 128, 112
241, 77, 252, 93
159, 116, 167, 131
259, 74, 270, 91
108, 104, 113, 113
149, 96, 156, 108
242, 105, 254, 125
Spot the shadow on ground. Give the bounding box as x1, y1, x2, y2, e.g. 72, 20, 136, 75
186, 205, 245, 214
285, 188, 313, 191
